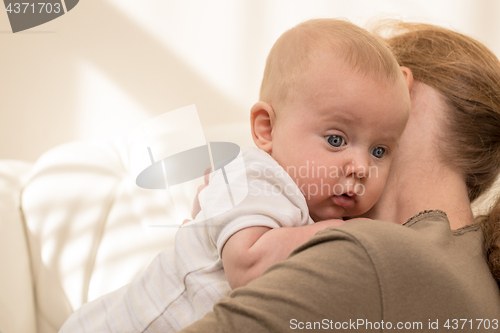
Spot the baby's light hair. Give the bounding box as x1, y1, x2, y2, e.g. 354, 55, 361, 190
260, 18, 402, 108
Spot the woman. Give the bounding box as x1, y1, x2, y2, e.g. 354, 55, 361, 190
177, 22, 500, 332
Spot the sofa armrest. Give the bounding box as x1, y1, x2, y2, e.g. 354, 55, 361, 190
0, 160, 36, 333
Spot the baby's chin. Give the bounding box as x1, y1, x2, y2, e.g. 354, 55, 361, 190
309, 209, 345, 222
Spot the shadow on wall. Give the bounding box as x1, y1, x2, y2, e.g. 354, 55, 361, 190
0, 0, 246, 161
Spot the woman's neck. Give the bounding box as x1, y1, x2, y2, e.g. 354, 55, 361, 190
365, 82, 475, 229
366, 157, 474, 229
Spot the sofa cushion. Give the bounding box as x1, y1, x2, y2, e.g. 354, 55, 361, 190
21, 137, 186, 333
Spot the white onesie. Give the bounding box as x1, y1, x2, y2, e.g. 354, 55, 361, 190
59, 147, 313, 333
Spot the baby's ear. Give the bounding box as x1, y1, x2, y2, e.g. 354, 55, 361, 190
250, 101, 275, 153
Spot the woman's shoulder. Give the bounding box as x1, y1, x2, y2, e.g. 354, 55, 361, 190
288, 210, 500, 321
309, 210, 482, 262
303, 210, 451, 244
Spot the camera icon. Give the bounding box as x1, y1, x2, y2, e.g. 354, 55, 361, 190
136, 105, 248, 226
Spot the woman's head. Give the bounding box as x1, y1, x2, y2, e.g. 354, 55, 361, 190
379, 22, 500, 202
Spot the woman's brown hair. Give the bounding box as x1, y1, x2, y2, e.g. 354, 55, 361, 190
377, 22, 500, 284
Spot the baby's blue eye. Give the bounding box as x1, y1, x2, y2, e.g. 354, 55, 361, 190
371, 147, 386, 158
326, 135, 345, 148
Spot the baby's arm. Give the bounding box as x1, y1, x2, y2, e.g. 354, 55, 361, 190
222, 220, 345, 289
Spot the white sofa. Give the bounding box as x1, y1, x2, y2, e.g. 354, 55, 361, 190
0, 135, 205, 333
1, 132, 499, 333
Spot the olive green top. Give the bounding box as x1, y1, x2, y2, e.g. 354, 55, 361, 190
178, 210, 500, 333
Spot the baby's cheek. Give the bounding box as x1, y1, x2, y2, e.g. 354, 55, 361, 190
378, 165, 392, 185
355, 182, 383, 215
370, 168, 390, 197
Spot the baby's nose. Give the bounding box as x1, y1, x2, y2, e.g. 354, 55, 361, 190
343, 156, 369, 179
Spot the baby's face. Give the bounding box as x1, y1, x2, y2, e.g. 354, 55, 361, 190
270, 54, 409, 221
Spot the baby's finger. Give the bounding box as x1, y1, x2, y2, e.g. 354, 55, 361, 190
197, 184, 207, 194
182, 219, 191, 225
204, 168, 211, 185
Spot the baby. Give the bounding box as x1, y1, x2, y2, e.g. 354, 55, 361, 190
59, 18, 410, 333
198, 18, 410, 289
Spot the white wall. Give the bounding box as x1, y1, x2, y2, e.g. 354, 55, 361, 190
1, 0, 500, 161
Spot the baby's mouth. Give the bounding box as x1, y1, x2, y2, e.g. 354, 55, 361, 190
332, 193, 355, 209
